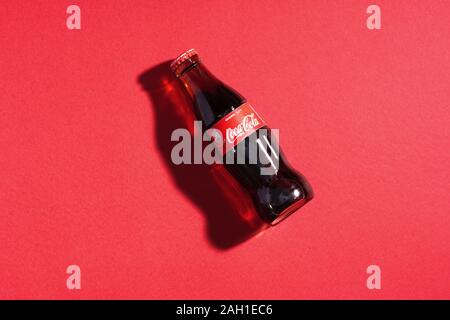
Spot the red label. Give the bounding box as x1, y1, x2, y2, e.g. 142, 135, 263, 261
211, 103, 265, 153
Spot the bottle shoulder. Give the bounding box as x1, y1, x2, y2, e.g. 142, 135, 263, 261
195, 82, 247, 128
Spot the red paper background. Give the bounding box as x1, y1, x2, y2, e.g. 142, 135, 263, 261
1, 0, 449, 299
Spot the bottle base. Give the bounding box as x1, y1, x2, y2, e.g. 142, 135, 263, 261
269, 197, 310, 226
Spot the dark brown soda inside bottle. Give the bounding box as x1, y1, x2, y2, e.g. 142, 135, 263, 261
171, 49, 313, 225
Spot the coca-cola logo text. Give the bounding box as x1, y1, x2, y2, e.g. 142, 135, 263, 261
226, 113, 260, 144
170, 121, 280, 176
170, 103, 279, 175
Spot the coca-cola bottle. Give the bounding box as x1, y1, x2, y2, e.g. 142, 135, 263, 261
170, 49, 313, 225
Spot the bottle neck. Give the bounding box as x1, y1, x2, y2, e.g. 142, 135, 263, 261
178, 62, 222, 100
171, 50, 246, 127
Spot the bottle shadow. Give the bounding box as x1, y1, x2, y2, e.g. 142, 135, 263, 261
138, 61, 268, 250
